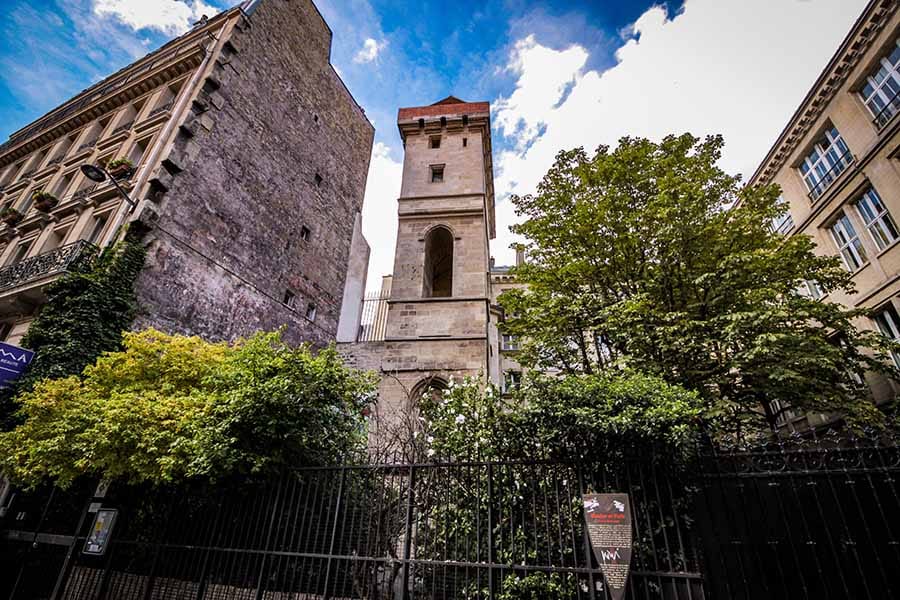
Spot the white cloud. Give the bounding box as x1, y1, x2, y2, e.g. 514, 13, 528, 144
361, 143, 403, 290
92, 0, 215, 35
494, 35, 587, 150
354, 38, 387, 64
491, 0, 869, 265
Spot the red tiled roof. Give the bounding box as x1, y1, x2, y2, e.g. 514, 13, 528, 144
398, 100, 489, 122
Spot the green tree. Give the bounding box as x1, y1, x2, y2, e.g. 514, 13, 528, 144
500, 134, 899, 435
0, 329, 377, 488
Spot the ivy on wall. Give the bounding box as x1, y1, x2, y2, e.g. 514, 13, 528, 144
0, 228, 146, 429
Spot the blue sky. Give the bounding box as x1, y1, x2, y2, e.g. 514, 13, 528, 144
0, 0, 870, 284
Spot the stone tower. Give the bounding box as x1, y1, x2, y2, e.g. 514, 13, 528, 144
339, 96, 497, 429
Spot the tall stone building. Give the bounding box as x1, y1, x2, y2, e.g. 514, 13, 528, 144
340, 97, 508, 427
749, 0, 899, 427
0, 0, 372, 347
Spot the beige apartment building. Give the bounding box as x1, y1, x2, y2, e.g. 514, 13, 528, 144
750, 0, 900, 425
0, 0, 373, 348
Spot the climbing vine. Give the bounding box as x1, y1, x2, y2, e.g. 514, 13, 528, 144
0, 228, 146, 428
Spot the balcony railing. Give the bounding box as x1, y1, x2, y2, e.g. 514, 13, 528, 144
357, 290, 389, 342
806, 149, 854, 202
873, 87, 900, 130
0, 240, 96, 293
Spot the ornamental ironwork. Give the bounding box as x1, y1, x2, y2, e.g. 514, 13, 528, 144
0, 239, 96, 293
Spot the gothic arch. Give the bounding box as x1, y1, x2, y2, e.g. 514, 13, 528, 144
410, 375, 449, 411
423, 225, 453, 297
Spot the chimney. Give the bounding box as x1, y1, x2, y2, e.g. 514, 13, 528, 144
515, 247, 525, 267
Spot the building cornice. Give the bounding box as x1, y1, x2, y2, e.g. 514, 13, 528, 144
0, 7, 242, 167
749, 0, 895, 186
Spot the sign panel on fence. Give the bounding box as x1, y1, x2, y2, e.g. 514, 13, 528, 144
0, 342, 33, 389
83, 508, 118, 556
583, 493, 632, 600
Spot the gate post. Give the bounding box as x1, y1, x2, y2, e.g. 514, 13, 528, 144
486, 462, 495, 600
576, 463, 598, 600
322, 467, 347, 600
50, 490, 91, 600
254, 476, 285, 600
399, 464, 416, 600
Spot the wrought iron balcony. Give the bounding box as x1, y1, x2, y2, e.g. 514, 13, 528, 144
0, 240, 96, 293
873, 88, 900, 130
806, 149, 854, 202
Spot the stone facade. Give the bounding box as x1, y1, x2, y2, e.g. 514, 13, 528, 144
0, 0, 372, 348
749, 0, 900, 427
339, 97, 498, 430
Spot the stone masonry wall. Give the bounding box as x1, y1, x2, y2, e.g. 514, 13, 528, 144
133, 0, 374, 346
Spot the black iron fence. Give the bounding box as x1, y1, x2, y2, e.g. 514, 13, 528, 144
2, 437, 899, 600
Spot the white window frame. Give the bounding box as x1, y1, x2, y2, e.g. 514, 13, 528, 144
802, 280, 823, 300
771, 196, 794, 235
829, 213, 867, 272
860, 38, 900, 127
855, 187, 899, 252
873, 303, 900, 368
503, 370, 521, 394
799, 127, 851, 201
500, 333, 519, 351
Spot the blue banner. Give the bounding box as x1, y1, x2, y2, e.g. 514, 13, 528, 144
0, 341, 34, 389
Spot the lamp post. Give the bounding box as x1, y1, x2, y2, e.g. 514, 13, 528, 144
79, 164, 137, 209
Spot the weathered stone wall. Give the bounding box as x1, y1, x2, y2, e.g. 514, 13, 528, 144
385, 298, 488, 338
390, 212, 490, 299
339, 337, 488, 437
132, 0, 374, 346
400, 128, 485, 198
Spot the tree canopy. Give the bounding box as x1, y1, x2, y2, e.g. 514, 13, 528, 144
500, 134, 899, 435
0, 329, 377, 488
417, 373, 704, 461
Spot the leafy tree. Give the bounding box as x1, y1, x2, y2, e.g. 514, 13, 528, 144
418, 373, 703, 461
410, 375, 700, 593
0, 329, 377, 488
500, 134, 899, 435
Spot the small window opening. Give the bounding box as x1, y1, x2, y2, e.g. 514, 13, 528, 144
283, 290, 296, 308
313, 114, 319, 123
462, 137, 468, 147
305, 303, 317, 321
300, 225, 311, 241
430, 136, 441, 149
314, 173, 323, 186
430, 165, 444, 183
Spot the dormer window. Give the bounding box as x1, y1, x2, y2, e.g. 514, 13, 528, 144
430, 136, 441, 149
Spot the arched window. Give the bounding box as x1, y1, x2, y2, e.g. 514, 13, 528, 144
423, 226, 453, 297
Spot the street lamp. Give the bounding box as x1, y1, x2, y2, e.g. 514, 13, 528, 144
80, 164, 136, 208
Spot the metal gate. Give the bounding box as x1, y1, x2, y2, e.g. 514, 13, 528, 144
3, 438, 899, 599
3, 458, 702, 600
695, 437, 900, 600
